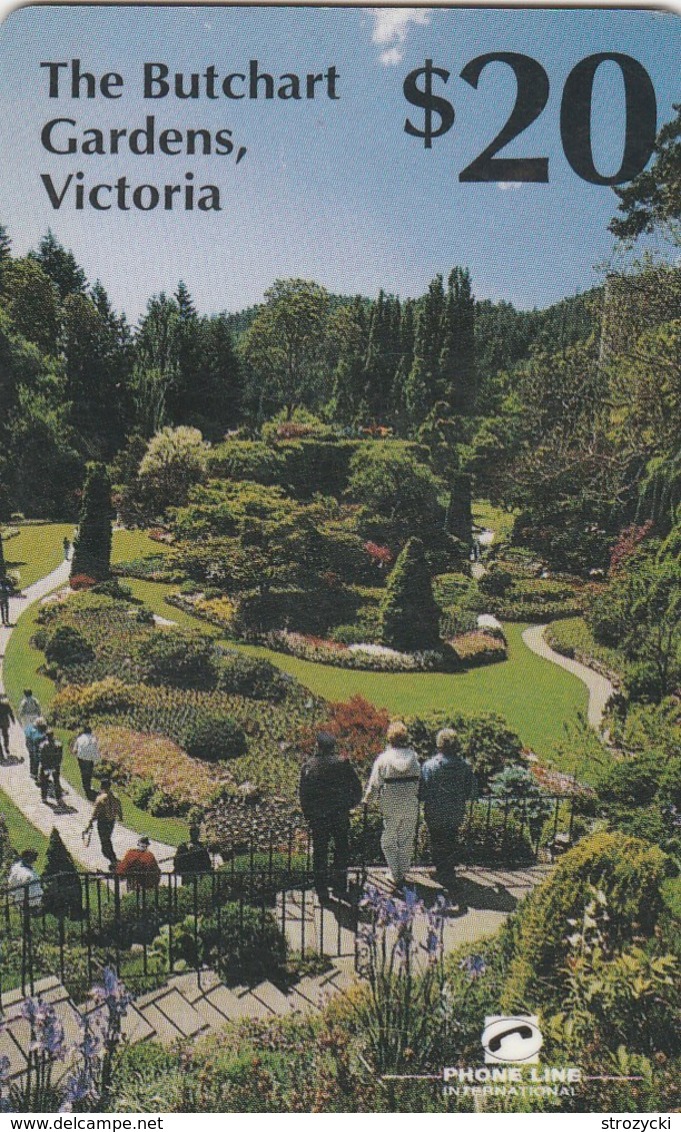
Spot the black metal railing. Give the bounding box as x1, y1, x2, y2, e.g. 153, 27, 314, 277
0, 792, 576, 1001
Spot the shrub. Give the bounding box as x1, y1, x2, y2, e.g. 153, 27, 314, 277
44, 624, 95, 668
91, 578, 132, 600
325, 695, 389, 767
659, 758, 681, 808
595, 753, 663, 808
502, 831, 670, 1009
200, 904, 288, 981
380, 537, 442, 652
126, 777, 157, 809
407, 711, 524, 789
137, 628, 216, 689
69, 573, 96, 591
458, 805, 534, 864
479, 568, 513, 597
182, 712, 248, 762
51, 677, 137, 727
215, 653, 288, 701
449, 631, 506, 666
95, 727, 226, 813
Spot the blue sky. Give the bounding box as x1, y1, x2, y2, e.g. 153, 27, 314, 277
0, 5, 678, 322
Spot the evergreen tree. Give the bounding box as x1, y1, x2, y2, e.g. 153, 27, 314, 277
380, 536, 442, 651
0, 222, 11, 288
439, 268, 476, 414
71, 463, 113, 581
363, 291, 402, 423
405, 275, 446, 428
42, 828, 82, 919
30, 229, 87, 301
0, 527, 5, 578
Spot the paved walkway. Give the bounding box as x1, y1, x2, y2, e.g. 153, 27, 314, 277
522, 623, 615, 731
0, 561, 176, 872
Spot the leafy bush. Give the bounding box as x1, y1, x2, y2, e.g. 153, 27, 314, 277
200, 904, 288, 981
479, 568, 513, 597
215, 653, 289, 701
126, 777, 157, 809
458, 805, 535, 864
595, 754, 663, 808
182, 712, 248, 762
44, 624, 95, 668
502, 831, 670, 1009
137, 628, 216, 689
449, 631, 506, 666
69, 574, 96, 591
96, 727, 227, 813
91, 578, 132, 600
407, 711, 524, 789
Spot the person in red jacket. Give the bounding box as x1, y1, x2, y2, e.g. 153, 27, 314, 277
115, 836, 161, 892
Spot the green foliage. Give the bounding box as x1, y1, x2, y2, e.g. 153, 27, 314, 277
380, 537, 441, 652
502, 831, 670, 1009
136, 628, 216, 689
71, 463, 113, 581
347, 444, 446, 552
215, 653, 289, 701
407, 710, 524, 788
181, 712, 248, 762
200, 904, 288, 981
135, 426, 209, 519
43, 624, 94, 669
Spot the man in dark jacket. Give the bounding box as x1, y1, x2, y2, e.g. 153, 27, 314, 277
38, 728, 64, 804
299, 732, 362, 902
0, 693, 15, 759
174, 825, 212, 882
420, 728, 477, 880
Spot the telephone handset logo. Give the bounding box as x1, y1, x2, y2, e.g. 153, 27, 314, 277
482, 1015, 543, 1063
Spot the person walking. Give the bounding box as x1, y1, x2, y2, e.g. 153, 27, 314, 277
0, 576, 12, 627
174, 824, 212, 882
38, 728, 64, 804
84, 777, 123, 868
72, 723, 101, 800
18, 689, 42, 730
363, 721, 421, 891
24, 716, 47, 780
8, 849, 43, 912
0, 693, 15, 760
116, 836, 161, 892
62, 536, 71, 560
420, 728, 477, 880
299, 732, 362, 902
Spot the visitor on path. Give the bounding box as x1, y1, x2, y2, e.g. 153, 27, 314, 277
25, 716, 47, 780
7, 849, 43, 911
0, 693, 15, 759
174, 824, 212, 882
363, 721, 421, 891
116, 836, 161, 892
18, 689, 42, 730
85, 777, 123, 868
0, 576, 11, 627
299, 731, 362, 902
420, 728, 477, 880
72, 723, 101, 800
38, 728, 64, 804
62, 537, 71, 560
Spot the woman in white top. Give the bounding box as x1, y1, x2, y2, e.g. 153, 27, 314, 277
364, 721, 421, 889
72, 723, 101, 800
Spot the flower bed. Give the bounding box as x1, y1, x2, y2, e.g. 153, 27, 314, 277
96, 724, 231, 815
448, 631, 507, 667
265, 630, 447, 672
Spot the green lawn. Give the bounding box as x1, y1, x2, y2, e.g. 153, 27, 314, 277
2, 522, 74, 589
1, 528, 594, 858
472, 501, 518, 544
125, 579, 590, 771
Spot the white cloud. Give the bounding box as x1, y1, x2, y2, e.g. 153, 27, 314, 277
498, 182, 523, 191
369, 9, 431, 65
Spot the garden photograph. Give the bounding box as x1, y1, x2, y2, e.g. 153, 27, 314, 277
0, 4, 679, 1117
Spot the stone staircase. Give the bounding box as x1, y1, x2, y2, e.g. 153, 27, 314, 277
0, 959, 358, 1078
1, 862, 554, 1078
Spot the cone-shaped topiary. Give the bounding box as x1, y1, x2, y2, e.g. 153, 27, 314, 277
0, 528, 5, 578
71, 463, 113, 582
380, 536, 442, 652
43, 827, 83, 920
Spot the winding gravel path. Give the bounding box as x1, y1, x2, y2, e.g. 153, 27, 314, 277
522, 624, 615, 731
0, 560, 176, 872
